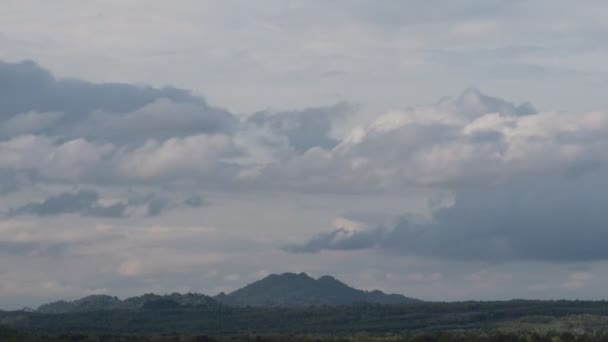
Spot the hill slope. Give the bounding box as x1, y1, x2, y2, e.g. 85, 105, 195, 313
214, 272, 419, 306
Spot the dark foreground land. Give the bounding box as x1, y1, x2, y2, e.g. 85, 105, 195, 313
3, 301, 608, 341
3, 331, 608, 342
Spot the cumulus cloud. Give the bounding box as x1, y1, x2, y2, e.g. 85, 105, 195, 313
252, 88, 608, 192
0, 59, 243, 192
12, 189, 128, 218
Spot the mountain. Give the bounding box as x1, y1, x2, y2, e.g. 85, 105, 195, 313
37, 293, 218, 313
214, 272, 419, 307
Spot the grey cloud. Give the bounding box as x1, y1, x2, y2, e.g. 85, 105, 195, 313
12, 189, 128, 218
10, 189, 190, 219
128, 192, 206, 216
387, 171, 608, 262
247, 103, 351, 153
0, 60, 237, 140
288, 169, 608, 262
72, 98, 237, 142
0, 60, 197, 120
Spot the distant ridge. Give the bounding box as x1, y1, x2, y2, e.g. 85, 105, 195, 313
37, 293, 218, 313
34, 273, 419, 313
214, 272, 419, 307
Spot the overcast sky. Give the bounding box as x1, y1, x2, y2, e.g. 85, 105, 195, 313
1, 0, 608, 310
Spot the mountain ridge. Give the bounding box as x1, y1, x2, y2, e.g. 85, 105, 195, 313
35, 272, 419, 313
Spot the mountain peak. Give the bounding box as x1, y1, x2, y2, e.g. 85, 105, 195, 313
214, 272, 418, 307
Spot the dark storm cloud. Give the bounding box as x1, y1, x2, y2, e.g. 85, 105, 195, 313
287, 169, 608, 261
0, 60, 238, 140
12, 189, 127, 218
247, 103, 351, 153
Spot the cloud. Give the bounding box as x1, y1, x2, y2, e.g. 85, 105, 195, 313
0, 133, 241, 185
251, 88, 607, 192
0, 241, 69, 257
281, 89, 608, 261
288, 167, 608, 262
246, 103, 350, 153
71, 98, 237, 142
0, 111, 63, 138
145, 196, 169, 217
12, 189, 127, 218
0, 60, 242, 191
184, 195, 205, 207
284, 226, 385, 253
0, 60, 237, 140
438, 88, 536, 117
0, 60, 199, 120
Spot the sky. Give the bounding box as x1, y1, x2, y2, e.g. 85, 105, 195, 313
1, 0, 608, 309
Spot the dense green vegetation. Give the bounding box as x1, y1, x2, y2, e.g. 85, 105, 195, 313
4, 301, 608, 336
